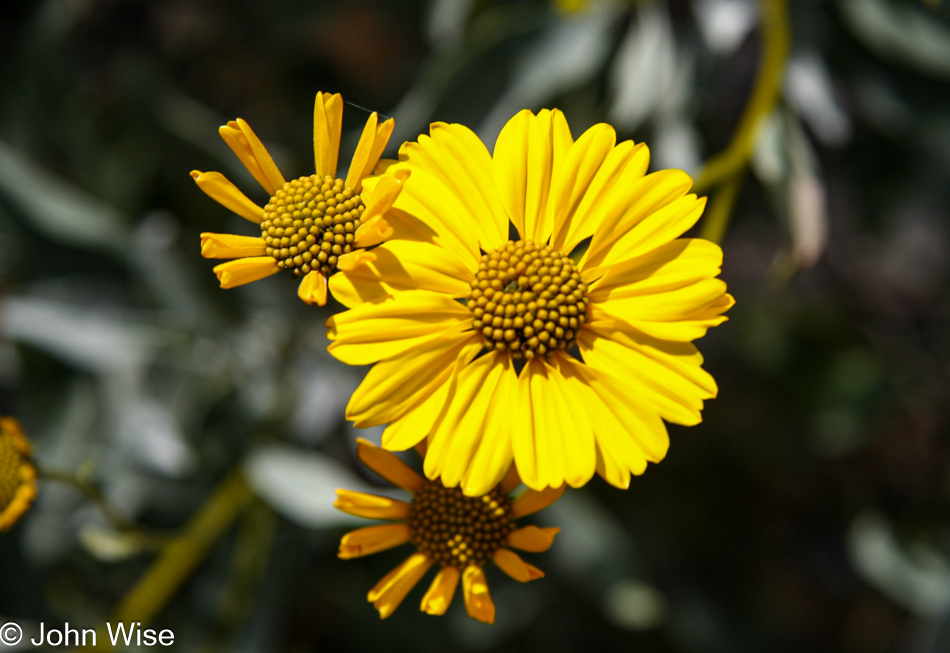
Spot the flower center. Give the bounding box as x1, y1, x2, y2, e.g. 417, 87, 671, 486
467, 240, 589, 359
261, 175, 365, 278
0, 429, 25, 510
409, 482, 514, 568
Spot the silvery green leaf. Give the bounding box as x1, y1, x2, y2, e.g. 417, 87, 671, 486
544, 487, 640, 584
849, 512, 950, 616
604, 580, 669, 631
0, 141, 129, 254
751, 110, 787, 185
840, 0, 950, 79
785, 51, 852, 146
426, 0, 476, 48
78, 524, 144, 562
692, 0, 757, 55
479, 9, 619, 143
607, 4, 678, 132
0, 296, 150, 373
653, 118, 703, 174
786, 114, 828, 268
244, 446, 379, 529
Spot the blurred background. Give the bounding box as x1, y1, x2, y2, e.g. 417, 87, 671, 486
1, 0, 949, 651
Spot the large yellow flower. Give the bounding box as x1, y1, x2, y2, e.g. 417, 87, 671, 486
0, 416, 37, 531
336, 439, 562, 622
325, 109, 734, 496
192, 92, 408, 306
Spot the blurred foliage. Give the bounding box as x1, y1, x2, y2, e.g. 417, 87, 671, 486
1, 0, 950, 651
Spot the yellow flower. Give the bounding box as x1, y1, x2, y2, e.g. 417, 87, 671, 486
0, 416, 37, 531
326, 109, 734, 496
336, 439, 563, 623
192, 92, 408, 306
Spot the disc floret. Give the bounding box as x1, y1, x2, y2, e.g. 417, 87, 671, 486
467, 240, 589, 359
409, 482, 514, 568
261, 175, 365, 278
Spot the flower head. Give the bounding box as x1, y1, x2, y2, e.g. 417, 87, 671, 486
326, 109, 734, 496
336, 439, 563, 622
0, 416, 37, 531
192, 92, 408, 306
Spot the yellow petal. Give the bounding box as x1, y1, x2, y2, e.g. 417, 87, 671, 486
368, 553, 433, 619
211, 257, 278, 289
506, 526, 560, 552
492, 548, 544, 582
423, 352, 514, 492
356, 438, 425, 491
549, 123, 618, 251
334, 489, 411, 520
313, 91, 343, 179
511, 484, 565, 518
595, 279, 729, 325
353, 169, 410, 248
329, 239, 474, 309
347, 331, 481, 428
583, 170, 697, 270
218, 120, 286, 196
335, 250, 377, 273
338, 523, 411, 559
420, 566, 460, 615
592, 293, 733, 343
585, 237, 731, 341
546, 356, 597, 488
462, 566, 495, 624
367, 119, 395, 180
326, 290, 471, 365
199, 233, 267, 259
524, 359, 566, 488
578, 329, 698, 427
218, 125, 273, 195
511, 361, 540, 489
493, 109, 572, 244
553, 353, 650, 488
387, 122, 508, 263
353, 217, 393, 250
589, 238, 724, 301
190, 171, 264, 224
567, 139, 651, 256
459, 355, 518, 497
297, 270, 328, 306
382, 374, 455, 452
346, 113, 395, 192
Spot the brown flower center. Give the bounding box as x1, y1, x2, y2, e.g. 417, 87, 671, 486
466, 240, 589, 359
409, 482, 514, 568
261, 175, 365, 278
0, 427, 27, 510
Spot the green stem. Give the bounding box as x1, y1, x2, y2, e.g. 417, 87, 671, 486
37, 467, 137, 533
700, 173, 745, 244
694, 0, 790, 242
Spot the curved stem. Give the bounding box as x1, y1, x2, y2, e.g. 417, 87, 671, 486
37, 467, 136, 532
696, 0, 790, 241
37, 466, 174, 549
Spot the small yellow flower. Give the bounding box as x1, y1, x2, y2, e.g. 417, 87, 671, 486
336, 439, 563, 623
326, 109, 734, 496
192, 92, 408, 306
0, 416, 37, 531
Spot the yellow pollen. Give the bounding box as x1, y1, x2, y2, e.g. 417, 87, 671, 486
0, 427, 27, 510
467, 240, 589, 359
409, 482, 514, 568
261, 175, 365, 278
